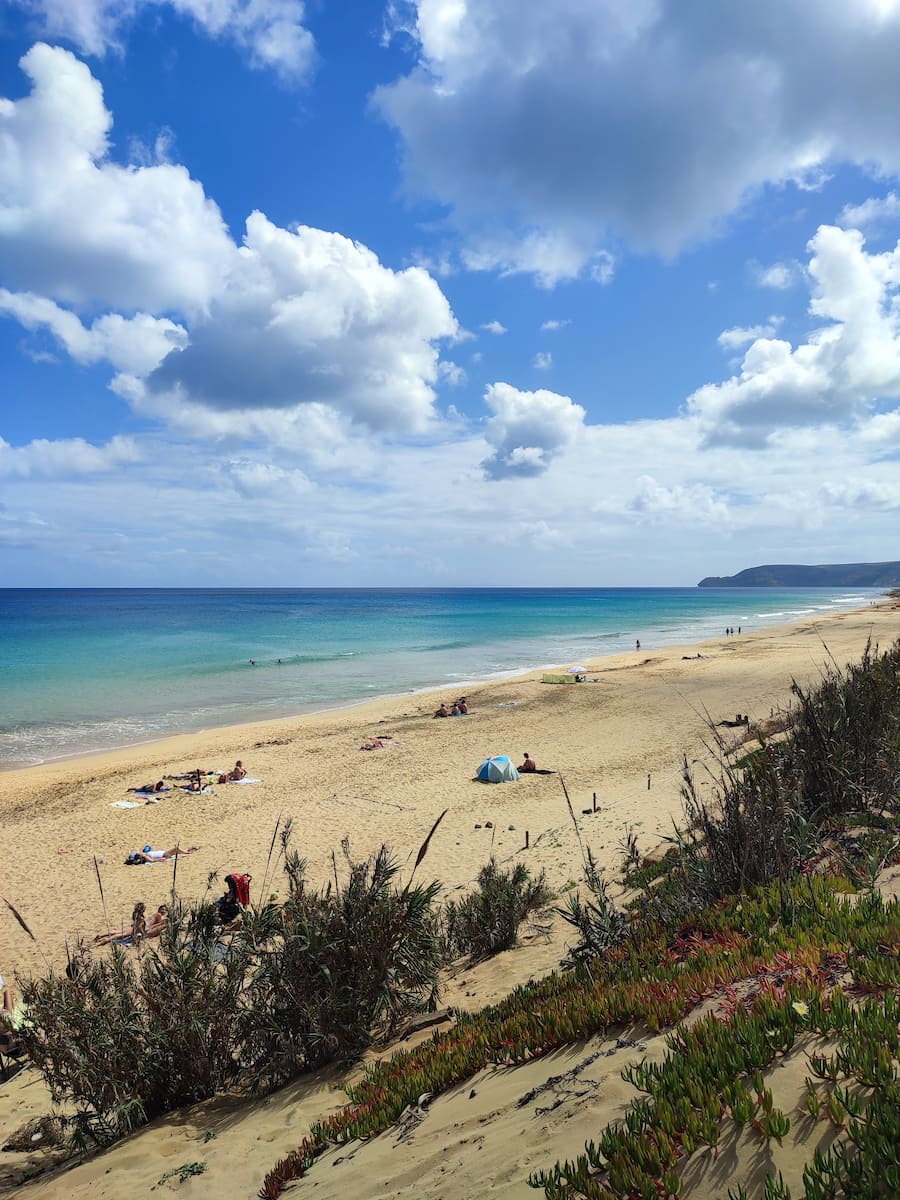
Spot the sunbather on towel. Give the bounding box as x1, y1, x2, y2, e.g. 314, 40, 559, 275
131, 845, 198, 863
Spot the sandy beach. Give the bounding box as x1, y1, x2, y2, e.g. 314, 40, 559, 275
1, 599, 895, 977
0, 599, 898, 1198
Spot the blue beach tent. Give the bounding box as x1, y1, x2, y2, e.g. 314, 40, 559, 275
475, 755, 520, 783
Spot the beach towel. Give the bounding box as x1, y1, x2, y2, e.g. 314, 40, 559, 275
112, 800, 141, 808
230, 777, 262, 784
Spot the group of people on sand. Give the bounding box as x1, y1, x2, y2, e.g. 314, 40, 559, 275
93, 901, 169, 946
434, 696, 469, 718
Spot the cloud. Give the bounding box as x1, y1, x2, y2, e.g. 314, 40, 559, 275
11, 0, 316, 79
377, 2, 900, 280
438, 360, 467, 386
533, 351, 552, 370
540, 319, 571, 332
752, 261, 799, 290
840, 191, 900, 229
0, 44, 235, 314
481, 320, 507, 335
221, 458, 313, 498
818, 478, 900, 509
0, 435, 140, 479
0, 289, 187, 374
626, 475, 730, 523
141, 211, 458, 432
481, 381, 585, 479
0, 48, 460, 440
690, 224, 900, 446
717, 317, 783, 350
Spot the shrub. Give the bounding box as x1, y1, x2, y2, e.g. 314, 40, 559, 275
240, 845, 443, 1089
17, 833, 445, 1139
557, 849, 629, 970
441, 858, 551, 962
635, 639, 900, 923
17, 904, 252, 1145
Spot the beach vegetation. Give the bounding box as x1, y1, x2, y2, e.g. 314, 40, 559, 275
16, 906, 251, 1145
557, 848, 629, 969
240, 843, 443, 1089
440, 858, 552, 962
16, 836, 444, 1142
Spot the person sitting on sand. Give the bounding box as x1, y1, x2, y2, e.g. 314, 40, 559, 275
146, 904, 168, 938
229, 760, 247, 781
433, 703, 449, 718
132, 845, 198, 863
457, 697, 468, 714
519, 752, 537, 773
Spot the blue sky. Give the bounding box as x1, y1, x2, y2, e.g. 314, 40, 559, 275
2, 1, 900, 586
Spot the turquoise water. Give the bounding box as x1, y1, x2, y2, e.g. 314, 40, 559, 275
0, 587, 876, 769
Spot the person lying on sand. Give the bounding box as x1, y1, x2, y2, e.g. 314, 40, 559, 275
130, 845, 198, 863
218, 760, 247, 782
519, 752, 537, 773
129, 780, 168, 793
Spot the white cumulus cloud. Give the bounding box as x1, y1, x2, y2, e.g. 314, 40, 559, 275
0, 47, 460, 442
141, 211, 458, 433
533, 351, 553, 370
0, 289, 187, 374
690, 225, 900, 446
481, 320, 507, 335
0, 44, 235, 314
718, 318, 783, 351
481, 381, 585, 479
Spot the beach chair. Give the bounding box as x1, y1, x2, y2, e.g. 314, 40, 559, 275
0, 1036, 27, 1083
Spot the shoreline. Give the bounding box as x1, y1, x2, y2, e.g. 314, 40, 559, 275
0, 601, 896, 981
0, 591, 879, 774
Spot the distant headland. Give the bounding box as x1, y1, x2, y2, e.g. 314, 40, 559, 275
698, 561, 900, 588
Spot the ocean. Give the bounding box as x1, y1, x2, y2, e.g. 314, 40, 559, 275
0, 587, 877, 769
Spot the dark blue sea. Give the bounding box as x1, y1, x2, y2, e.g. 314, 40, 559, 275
0, 587, 875, 768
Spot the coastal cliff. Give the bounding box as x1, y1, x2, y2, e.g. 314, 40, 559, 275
698, 561, 900, 587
